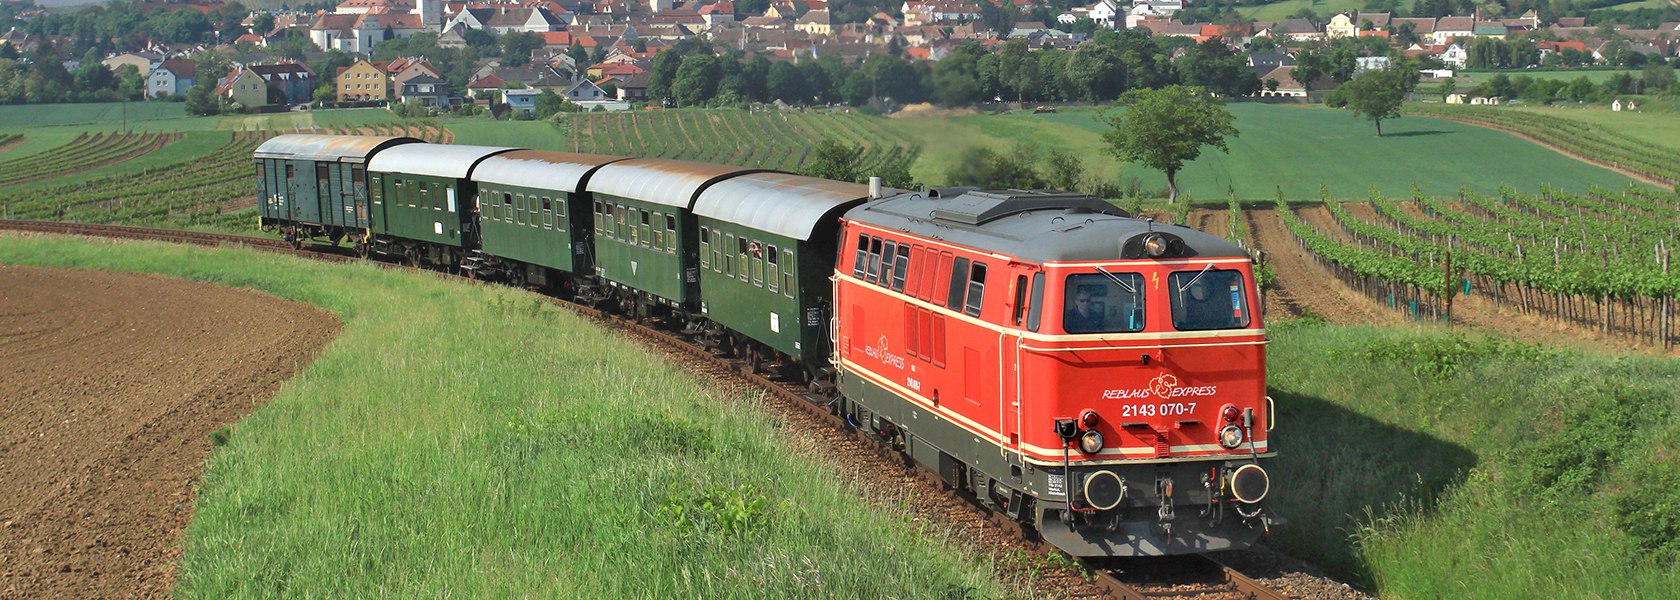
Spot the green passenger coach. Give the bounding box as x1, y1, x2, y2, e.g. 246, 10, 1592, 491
366, 143, 513, 266
693, 173, 872, 369
253, 135, 420, 248
582, 159, 769, 315
468, 150, 627, 285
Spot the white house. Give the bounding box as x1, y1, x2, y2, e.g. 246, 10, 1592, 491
145, 58, 195, 98
1440, 43, 1468, 68
310, 12, 425, 53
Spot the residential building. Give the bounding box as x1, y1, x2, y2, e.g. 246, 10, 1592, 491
400, 75, 452, 107
146, 58, 195, 98
217, 67, 272, 107
337, 59, 390, 102
248, 63, 315, 105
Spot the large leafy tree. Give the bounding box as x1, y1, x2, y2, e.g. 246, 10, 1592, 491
802, 138, 862, 183
1100, 85, 1238, 203
1325, 64, 1420, 137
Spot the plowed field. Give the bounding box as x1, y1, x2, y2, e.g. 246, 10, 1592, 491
0, 266, 338, 599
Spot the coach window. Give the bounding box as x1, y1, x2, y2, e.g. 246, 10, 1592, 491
963, 262, 987, 317
616, 205, 627, 241
699, 227, 712, 269
751, 241, 765, 287
517, 194, 529, 225
285, 163, 294, 181
639, 210, 651, 247
946, 257, 970, 311
418, 182, 428, 209
1168, 269, 1249, 331
783, 251, 795, 299
766, 246, 780, 294
352, 166, 366, 191
865, 236, 884, 284
724, 234, 736, 276
891, 244, 911, 292
593, 201, 603, 233
1065, 272, 1146, 334
712, 231, 724, 271
737, 236, 750, 282
542, 197, 554, 229
876, 241, 898, 289
852, 234, 869, 279
665, 215, 677, 254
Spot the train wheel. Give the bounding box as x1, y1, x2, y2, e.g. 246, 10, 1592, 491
403, 248, 420, 268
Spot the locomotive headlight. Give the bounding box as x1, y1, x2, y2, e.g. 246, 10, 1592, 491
1078, 429, 1104, 454
1142, 233, 1168, 257
1219, 425, 1244, 448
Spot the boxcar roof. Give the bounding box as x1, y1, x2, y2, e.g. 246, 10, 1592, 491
472, 150, 628, 194
848, 189, 1247, 263
368, 143, 516, 179
693, 173, 872, 241
253, 134, 421, 163
586, 159, 772, 209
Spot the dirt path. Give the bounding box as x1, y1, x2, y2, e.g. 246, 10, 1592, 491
0, 265, 339, 599
1187, 207, 1229, 239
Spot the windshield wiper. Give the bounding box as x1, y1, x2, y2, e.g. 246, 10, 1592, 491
1177, 262, 1215, 300
1094, 265, 1135, 294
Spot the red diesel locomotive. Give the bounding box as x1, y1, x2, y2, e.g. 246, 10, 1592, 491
832, 189, 1276, 556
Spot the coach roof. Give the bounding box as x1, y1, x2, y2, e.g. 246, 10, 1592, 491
847, 189, 1247, 263
693, 173, 872, 241
367, 143, 516, 179
586, 158, 774, 209
473, 150, 628, 194
253, 134, 421, 163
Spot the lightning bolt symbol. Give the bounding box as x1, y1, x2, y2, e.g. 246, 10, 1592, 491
1151, 272, 1159, 290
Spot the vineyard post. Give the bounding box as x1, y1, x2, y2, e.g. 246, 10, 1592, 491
1663, 240, 1671, 350
1443, 238, 1454, 324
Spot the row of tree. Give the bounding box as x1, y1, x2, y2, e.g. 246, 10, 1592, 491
641, 31, 1266, 110
1467, 64, 1679, 103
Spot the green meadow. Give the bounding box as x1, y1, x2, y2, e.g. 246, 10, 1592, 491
1513, 104, 1680, 152
893, 103, 1642, 199
1237, 0, 1418, 23
1462, 69, 1642, 85
0, 235, 1012, 598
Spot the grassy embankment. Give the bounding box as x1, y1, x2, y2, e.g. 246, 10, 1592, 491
1266, 318, 1680, 598
0, 234, 1012, 598
1512, 105, 1680, 152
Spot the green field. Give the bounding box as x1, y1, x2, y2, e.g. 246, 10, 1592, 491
896, 104, 1643, 200
0, 235, 1016, 598
1513, 105, 1680, 152
0, 101, 189, 128
1462, 69, 1642, 85
1238, 0, 1417, 22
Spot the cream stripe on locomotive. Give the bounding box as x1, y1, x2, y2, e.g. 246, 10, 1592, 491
839, 357, 1270, 465
833, 271, 1267, 344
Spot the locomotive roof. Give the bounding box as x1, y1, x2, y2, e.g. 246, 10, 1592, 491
586, 159, 776, 209
472, 150, 628, 194
847, 189, 1249, 263
367, 143, 516, 179
693, 173, 872, 241
253, 134, 421, 163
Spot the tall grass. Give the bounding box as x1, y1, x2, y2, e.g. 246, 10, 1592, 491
1264, 318, 1680, 597
0, 235, 1009, 599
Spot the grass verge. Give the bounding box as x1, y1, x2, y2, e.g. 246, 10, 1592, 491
1264, 317, 1680, 598
0, 234, 1010, 599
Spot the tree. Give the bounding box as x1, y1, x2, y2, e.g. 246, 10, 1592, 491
185, 79, 220, 115
1324, 66, 1419, 136
501, 32, 543, 67
1043, 148, 1085, 192
1100, 85, 1238, 203
671, 54, 721, 106
802, 138, 862, 182
1292, 49, 1328, 92
252, 13, 276, 36
534, 89, 567, 117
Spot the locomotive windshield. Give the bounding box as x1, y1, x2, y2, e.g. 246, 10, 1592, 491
1063, 272, 1145, 333
1168, 269, 1251, 331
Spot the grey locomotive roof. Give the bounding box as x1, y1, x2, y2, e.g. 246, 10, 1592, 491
693, 173, 871, 241
472, 150, 628, 194
848, 189, 1248, 263
586, 158, 773, 209
367, 143, 516, 179
253, 134, 421, 163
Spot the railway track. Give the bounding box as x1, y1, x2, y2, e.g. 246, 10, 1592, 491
0, 220, 1299, 600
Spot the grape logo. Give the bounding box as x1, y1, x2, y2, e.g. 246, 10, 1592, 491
1150, 373, 1180, 399
863, 334, 905, 369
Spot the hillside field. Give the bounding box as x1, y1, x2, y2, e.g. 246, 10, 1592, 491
893, 103, 1644, 199
1512, 104, 1680, 152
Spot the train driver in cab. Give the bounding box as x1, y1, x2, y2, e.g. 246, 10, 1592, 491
1064, 287, 1105, 333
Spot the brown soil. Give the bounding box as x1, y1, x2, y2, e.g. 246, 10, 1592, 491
890, 103, 979, 118
438, 127, 455, 144
1246, 208, 1403, 326
1187, 207, 1230, 239
0, 136, 24, 153
0, 265, 340, 599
